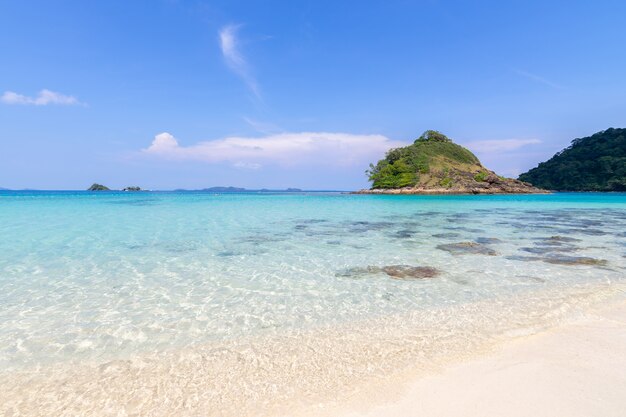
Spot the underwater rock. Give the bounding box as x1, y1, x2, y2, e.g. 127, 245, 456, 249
336, 265, 440, 280
436, 241, 498, 256
505, 254, 607, 266
475, 237, 502, 244
443, 226, 483, 233
562, 228, 608, 236
531, 236, 583, 246
380, 265, 440, 279
505, 255, 543, 262
432, 232, 461, 238
521, 245, 579, 254
535, 235, 582, 243
348, 221, 395, 231
542, 255, 608, 266
393, 229, 415, 238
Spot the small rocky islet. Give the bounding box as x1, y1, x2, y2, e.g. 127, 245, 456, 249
87, 183, 143, 191
356, 130, 548, 195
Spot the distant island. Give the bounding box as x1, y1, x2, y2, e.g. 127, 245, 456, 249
87, 183, 110, 191
358, 130, 547, 194
174, 186, 305, 193
87, 184, 144, 191
518, 128, 626, 191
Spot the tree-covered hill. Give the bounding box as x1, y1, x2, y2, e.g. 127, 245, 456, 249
366, 130, 481, 189
87, 183, 110, 191
518, 128, 626, 191
364, 130, 545, 194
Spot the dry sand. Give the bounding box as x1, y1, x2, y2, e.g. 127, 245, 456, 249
341, 299, 626, 417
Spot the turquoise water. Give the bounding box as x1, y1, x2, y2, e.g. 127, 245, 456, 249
1, 191, 625, 373
1, 191, 626, 415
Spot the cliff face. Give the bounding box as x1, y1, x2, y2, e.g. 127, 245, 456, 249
519, 128, 626, 191
359, 130, 547, 195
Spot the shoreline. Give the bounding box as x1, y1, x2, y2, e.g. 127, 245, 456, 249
353, 188, 551, 195
339, 297, 626, 417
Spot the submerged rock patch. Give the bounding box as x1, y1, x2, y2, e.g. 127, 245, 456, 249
521, 245, 579, 254
392, 229, 415, 238
534, 236, 582, 243
436, 242, 498, 256
432, 232, 461, 238
475, 237, 502, 244
337, 265, 440, 280
505, 254, 608, 266
542, 255, 608, 266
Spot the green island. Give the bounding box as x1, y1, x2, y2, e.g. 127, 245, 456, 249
518, 128, 626, 191
87, 183, 110, 191
359, 130, 546, 194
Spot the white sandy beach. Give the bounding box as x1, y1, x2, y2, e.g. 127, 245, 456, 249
2, 290, 624, 417
341, 299, 626, 417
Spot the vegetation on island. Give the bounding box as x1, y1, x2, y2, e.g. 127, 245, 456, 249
366, 130, 483, 189
122, 186, 142, 191
364, 130, 545, 194
518, 128, 626, 191
87, 183, 110, 191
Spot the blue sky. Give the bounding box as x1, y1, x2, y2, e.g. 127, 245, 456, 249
1, 0, 625, 190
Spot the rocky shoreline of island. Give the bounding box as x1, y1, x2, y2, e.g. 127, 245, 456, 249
355, 173, 549, 195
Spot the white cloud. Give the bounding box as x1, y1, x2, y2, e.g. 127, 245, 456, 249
219, 24, 260, 98
1, 89, 82, 106
143, 131, 404, 167
513, 69, 563, 89
464, 138, 541, 153
233, 161, 262, 170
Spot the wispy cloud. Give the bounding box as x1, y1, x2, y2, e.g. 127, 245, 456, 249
1, 89, 83, 106
513, 69, 563, 89
242, 117, 282, 134
219, 24, 260, 98
233, 161, 262, 170
464, 138, 541, 154
142, 132, 404, 168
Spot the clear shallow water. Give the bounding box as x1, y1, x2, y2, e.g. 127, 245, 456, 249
1, 191, 626, 416
0, 191, 625, 373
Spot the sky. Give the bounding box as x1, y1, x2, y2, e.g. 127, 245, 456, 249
1, 0, 625, 190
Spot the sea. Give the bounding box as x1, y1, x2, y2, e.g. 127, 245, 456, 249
1, 190, 625, 415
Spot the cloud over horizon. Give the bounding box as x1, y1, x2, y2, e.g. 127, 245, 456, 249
463, 138, 541, 153
219, 24, 260, 98
142, 131, 405, 169
462, 138, 543, 178
1, 89, 82, 106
